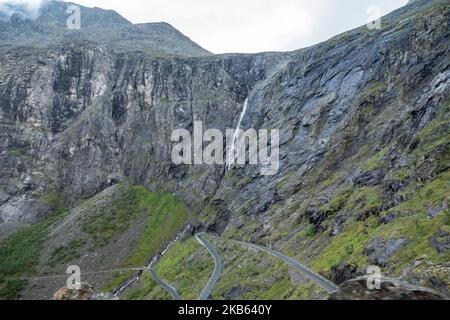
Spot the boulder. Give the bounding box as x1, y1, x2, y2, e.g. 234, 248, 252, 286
53, 283, 117, 300
329, 276, 447, 300
364, 238, 410, 267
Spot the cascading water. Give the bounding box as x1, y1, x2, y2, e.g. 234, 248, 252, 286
113, 224, 192, 296
227, 98, 249, 171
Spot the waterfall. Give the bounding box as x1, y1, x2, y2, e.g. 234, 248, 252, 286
113, 224, 192, 296
227, 98, 249, 171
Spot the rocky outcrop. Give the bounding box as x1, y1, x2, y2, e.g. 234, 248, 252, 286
53, 283, 117, 300
329, 276, 447, 300
364, 238, 410, 267
0, 42, 284, 224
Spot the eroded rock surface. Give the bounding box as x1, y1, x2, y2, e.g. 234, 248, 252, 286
329, 276, 447, 300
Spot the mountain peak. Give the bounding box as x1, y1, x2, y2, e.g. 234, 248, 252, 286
36, 0, 131, 28
0, 0, 210, 56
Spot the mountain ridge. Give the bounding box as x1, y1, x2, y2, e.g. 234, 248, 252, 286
0, 0, 210, 56
0, 0, 448, 300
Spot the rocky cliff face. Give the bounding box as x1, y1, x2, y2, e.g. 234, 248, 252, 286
329, 276, 446, 300
0, 0, 448, 299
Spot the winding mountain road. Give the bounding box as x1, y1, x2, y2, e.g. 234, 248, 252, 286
195, 233, 223, 300
209, 234, 338, 294
148, 268, 181, 300
117, 232, 337, 300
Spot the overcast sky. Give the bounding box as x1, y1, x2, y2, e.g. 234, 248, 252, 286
1, 0, 409, 53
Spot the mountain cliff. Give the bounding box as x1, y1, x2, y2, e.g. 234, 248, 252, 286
0, 0, 448, 300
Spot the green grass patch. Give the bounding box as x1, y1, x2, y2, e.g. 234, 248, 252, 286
319, 187, 352, 214
101, 186, 191, 292
9, 148, 24, 157
362, 81, 388, 99
154, 237, 212, 300
124, 238, 214, 300
81, 186, 148, 248
122, 271, 171, 300
345, 186, 382, 214
0, 278, 26, 300
311, 171, 450, 275
211, 238, 326, 300
200, 204, 219, 224
411, 97, 450, 173
0, 193, 67, 299
47, 240, 85, 268
310, 219, 374, 272
393, 168, 410, 182
362, 148, 388, 171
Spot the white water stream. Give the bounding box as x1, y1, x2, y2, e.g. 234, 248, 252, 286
113, 224, 192, 296
227, 98, 249, 170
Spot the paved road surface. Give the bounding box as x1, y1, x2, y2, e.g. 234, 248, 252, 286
148, 268, 181, 300
195, 233, 223, 300
117, 232, 337, 300
209, 234, 338, 294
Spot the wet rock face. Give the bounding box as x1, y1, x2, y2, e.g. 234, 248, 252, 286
330, 263, 362, 285
364, 238, 411, 267
0, 42, 282, 223
0, 1, 448, 227
329, 276, 447, 300
429, 231, 450, 254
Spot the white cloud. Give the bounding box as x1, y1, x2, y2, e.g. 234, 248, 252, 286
0, 0, 43, 19
0, 0, 409, 53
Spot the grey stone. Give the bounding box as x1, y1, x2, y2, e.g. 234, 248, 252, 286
430, 231, 450, 254
427, 207, 442, 219
0, 191, 9, 206
365, 238, 410, 267
329, 276, 447, 300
